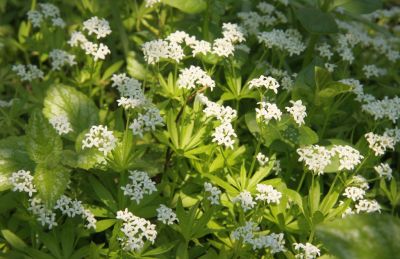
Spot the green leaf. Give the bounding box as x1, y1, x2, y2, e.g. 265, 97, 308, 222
316, 214, 400, 259
298, 126, 319, 145
101, 60, 124, 80
34, 163, 70, 207
333, 0, 382, 14
43, 84, 99, 140
318, 82, 352, 99
203, 173, 238, 195
295, 7, 338, 34
162, 0, 206, 14
95, 219, 117, 232
88, 176, 117, 212
26, 110, 63, 163
1, 229, 27, 250
0, 136, 34, 191
142, 240, 179, 256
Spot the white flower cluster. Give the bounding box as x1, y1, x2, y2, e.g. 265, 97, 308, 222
258, 29, 305, 56
83, 16, 112, 39
142, 38, 185, 64
54, 195, 97, 229
293, 243, 321, 259
9, 170, 36, 197
121, 170, 157, 204
351, 175, 370, 190
204, 182, 221, 205
297, 145, 334, 175
361, 96, 400, 123
355, 199, 380, 213
111, 73, 147, 109
248, 75, 280, 93
116, 209, 157, 252
49, 115, 73, 135
269, 66, 296, 91
145, 0, 161, 8
343, 186, 366, 201
374, 163, 393, 180
331, 145, 364, 171
82, 125, 117, 156
28, 197, 58, 229
129, 106, 164, 137
232, 221, 286, 253
177, 66, 215, 91
49, 49, 76, 71
156, 205, 178, 225
212, 23, 245, 57
317, 43, 334, 60
68, 17, 111, 61
27, 3, 65, 28
256, 102, 282, 124
362, 64, 387, 78
285, 100, 307, 126
255, 184, 282, 204
12, 64, 44, 82
256, 152, 269, 166
232, 190, 256, 211
365, 132, 395, 156
197, 93, 237, 149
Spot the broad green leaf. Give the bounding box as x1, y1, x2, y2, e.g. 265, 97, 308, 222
26, 110, 63, 163
315, 67, 332, 91
95, 219, 117, 233
318, 82, 352, 99
1, 229, 27, 250
43, 85, 99, 140
316, 214, 400, 259
298, 126, 319, 145
333, 0, 382, 14
88, 176, 117, 212
0, 136, 34, 191
295, 8, 338, 34
163, 0, 206, 14
34, 163, 70, 207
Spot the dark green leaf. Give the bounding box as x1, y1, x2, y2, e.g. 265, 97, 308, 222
334, 0, 382, 14
296, 8, 338, 34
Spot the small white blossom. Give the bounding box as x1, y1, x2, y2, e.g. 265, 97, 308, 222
82, 125, 117, 156
116, 209, 157, 252
9, 170, 36, 197
293, 243, 321, 259
362, 64, 387, 78
249, 75, 280, 93
177, 66, 215, 90
212, 38, 235, 57
258, 29, 305, 56
145, 0, 161, 8
317, 43, 334, 60
204, 182, 221, 205
28, 198, 57, 229
156, 205, 178, 225
374, 163, 393, 180
83, 17, 112, 39
285, 100, 307, 126
355, 199, 380, 213
256, 102, 282, 123
49, 49, 76, 71
27, 10, 43, 27
331, 145, 363, 171
256, 152, 269, 166
129, 107, 164, 137
343, 186, 365, 201
38, 3, 60, 18
297, 145, 334, 175
232, 190, 255, 211
212, 122, 237, 149
12, 64, 44, 82
255, 184, 282, 204
49, 115, 73, 135
222, 23, 245, 44
121, 170, 157, 204
365, 132, 395, 156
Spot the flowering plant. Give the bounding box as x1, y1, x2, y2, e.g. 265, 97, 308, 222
0, 0, 399, 258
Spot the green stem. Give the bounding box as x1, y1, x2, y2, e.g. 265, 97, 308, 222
249, 140, 262, 175
297, 171, 307, 192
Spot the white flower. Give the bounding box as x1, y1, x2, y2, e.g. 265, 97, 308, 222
121, 170, 157, 204
365, 132, 395, 156
145, 0, 161, 8
51, 17, 65, 28
9, 170, 36, 197
232, 221, 258, 244
83, 209, 97, 230
355, 199, 380, 213
343, 186, 365, 201
166, 31, 189, 44
232, 191, 255, 211
331, 145, 363, 171
361, 96, 400, 123
256, 102, 282, 123
82, 42, 111, 61
198, 94, 237, 123
49, 49, 76, 70
38, 3, 60, 18
204, 182, 221, 205
362, 64, 387, 78
27, 10, 43, 27
256, 152, 269, 166
293, 243, 321, 259
286, 100, 307, 126
255, 184, 282, 204
249, 75, 280, 93
177, 66, 215, 91
258, 29, 305, 56
83, 17, 112, 39
351, 175, 369, 190
49, 115, 73, 135
374, 163, 393, 180
297, 145, 334, 175
12, 64, 44, 82
317, 43, 333, 60
82, 125, 117, 156
116, 209, 157, 252
129, 107, 164, 137
142, 39, 184, 64
212, 38, 235, 57
156, 205, 178, 225
222, 23, 245, 44
212, 122, 237, 149
324, 63, 336, 72
186, 38, 211, 56
68, 31, 88, 47
28, 198, 57, 229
